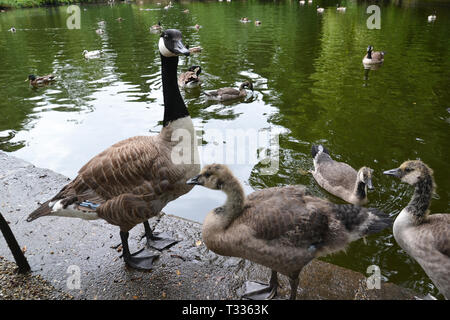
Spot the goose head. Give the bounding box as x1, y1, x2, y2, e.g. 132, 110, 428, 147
358, 167, 374, 190
159, 29, 190, 57
383, 160, 433, 186
240, 81, 253, 91
188, 65, 202, 76
367, 45, 374, 53
186, 164, 231, 190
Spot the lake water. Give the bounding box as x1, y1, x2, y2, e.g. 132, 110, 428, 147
0, 0, 449, 298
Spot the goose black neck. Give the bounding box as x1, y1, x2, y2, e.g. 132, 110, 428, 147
367, 50, 372, 59
161, 54, 189, 127
355, 181, 366, 200
407, 174, 433, 223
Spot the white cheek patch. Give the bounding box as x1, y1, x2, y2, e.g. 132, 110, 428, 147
402, 171, 420, 185
159, 38, 176, 57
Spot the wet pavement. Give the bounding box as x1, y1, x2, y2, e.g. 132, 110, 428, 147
0, 151, 416, 300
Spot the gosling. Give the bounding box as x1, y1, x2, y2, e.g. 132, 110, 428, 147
187, 164, 392, 300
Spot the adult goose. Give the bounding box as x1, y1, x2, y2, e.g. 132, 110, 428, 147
187, 164, 391, 300
178, 65, 202, 89
205, 81, 253, 102
311, 145, 373, 205
362, 45, 385, 65
384, 160, 449, 299
26, 74, 56, 87
27, 29, 200, 271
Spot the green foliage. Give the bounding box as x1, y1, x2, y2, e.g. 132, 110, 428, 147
0, 0, 100, 8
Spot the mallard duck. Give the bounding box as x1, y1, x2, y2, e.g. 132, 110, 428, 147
205, 81, 253, 101
27, 29, 199, 271
384, 160, 449, 299
189, 46, 202, 53
362, 45, 385, 65
311, 145, 373, 205
178, 65, 202, 89
83, 50, 103, 59
336, 4, 346, 12
187, 164, 391, 300
26, 74, 56, 87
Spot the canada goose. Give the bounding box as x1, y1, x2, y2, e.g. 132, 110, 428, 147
317, 6, 324, 13
150, 21, 162, 32
255, 19, 262, 26
0, 212, 31, 274
205, 81, 253, 102
428, 11, 436, 22
187, 164, 391, 300
336, 4, 346, 12
178, 65, 202, 89
362, 45, 385, 65
26, 74, 56, 87
83, 50, 103, 59
8, 27, 16, 32
311, 145, 373, 206
27, 29, 200, 271
383, 160, 449, 299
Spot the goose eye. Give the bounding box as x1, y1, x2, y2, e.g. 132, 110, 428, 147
405, 168, 412, 173
204, 172, 211, 178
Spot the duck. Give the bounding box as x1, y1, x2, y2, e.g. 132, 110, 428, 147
205, 81, 253, 102
428, 11, 437, 22
26, 74, 56, 87
27, 29, 200, 271
178, 65, 202, 89
83, 49, 103, 59
186, 164, 392, 300
362, 45, 385, 65
383, 160, 449, 299
0, 211, 31, 274
150, 21, 162, 32
189, 46, 202, 53
254, 19, 262, 26
8, 27, 16, 33
311, 145, 373, 206
336, 4, 346, 12
317, 6, 324, 13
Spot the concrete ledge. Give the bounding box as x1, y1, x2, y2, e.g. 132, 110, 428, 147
0, 151, 416, 300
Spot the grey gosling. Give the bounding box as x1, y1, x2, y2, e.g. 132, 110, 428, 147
27, 29, 200, 271
311, 145, 373, 205
178, 65, 202, 89
205, 81, 253, 101
384, 160, 449, 299
187, 164, 392, 300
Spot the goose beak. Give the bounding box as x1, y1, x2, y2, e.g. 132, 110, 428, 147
186, 175, 201, 185
367, 179, 374, 190
173, 40, 190, 56
383, 168, 402, 178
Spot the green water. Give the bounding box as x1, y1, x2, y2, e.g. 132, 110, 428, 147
1, 0, 449, 298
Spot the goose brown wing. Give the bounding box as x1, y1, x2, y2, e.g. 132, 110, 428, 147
316, 160, 357, 191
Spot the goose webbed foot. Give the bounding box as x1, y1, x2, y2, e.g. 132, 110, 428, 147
142, 221, 179, 251
120, 231, 159, 271
242, 270, 278, 300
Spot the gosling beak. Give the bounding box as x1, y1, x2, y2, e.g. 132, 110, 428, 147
25, 79, 29, 82
367, 179, 374, 190
383, 168, 402, 178
186, 175, 201, 185
173, 39, 190, 56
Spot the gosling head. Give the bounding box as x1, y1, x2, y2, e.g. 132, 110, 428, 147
383, 160, 433, 186
186, 164, 232, 190
159, 29, 190, 57
358, 167, 374, 190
